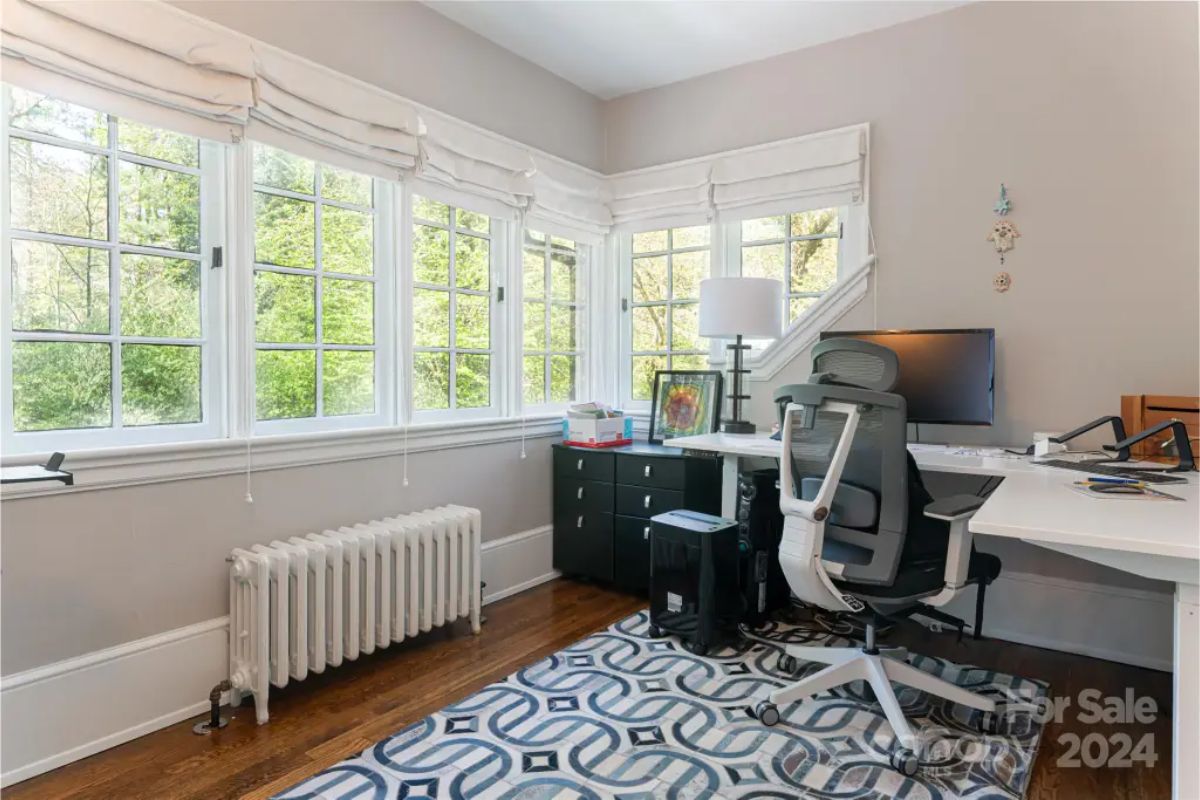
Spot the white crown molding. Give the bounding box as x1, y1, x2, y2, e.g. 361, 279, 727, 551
0, 415, 563, 501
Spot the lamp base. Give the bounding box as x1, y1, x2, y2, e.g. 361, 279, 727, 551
722, 419, 757, 434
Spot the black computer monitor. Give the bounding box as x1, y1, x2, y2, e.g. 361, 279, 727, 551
818, 328, 995, 425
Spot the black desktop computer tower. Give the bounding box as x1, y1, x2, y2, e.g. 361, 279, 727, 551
737, 469, 791, 626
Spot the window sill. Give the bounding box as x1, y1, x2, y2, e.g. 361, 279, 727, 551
0, 414, 564, 500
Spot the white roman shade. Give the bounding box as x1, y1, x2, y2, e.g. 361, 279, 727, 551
526, 158, 612, 245
247, 44, 422, 180
607, 161, 712, 231
417, 113, 536, 211
710, 126, 867, 221
0, 0, 254, 141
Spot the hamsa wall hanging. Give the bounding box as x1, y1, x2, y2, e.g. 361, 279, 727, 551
987, 184, 1019, 267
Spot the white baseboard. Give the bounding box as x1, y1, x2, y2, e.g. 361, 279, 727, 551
0, 523, 558, 788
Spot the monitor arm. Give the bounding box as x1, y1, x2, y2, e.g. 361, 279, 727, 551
1104, 419, 1196, 472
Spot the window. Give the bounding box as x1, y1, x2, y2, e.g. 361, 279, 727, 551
252, 144, 380, 427
2, 87, 221, 450
626, 225, 710, 401
522, 229, 584, 407
411, 195, 494, 414
739, 207, 841, 324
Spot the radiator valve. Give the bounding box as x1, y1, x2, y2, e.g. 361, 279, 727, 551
193, 679, 232, 735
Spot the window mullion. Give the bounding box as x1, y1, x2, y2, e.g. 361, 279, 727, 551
314, 167, 325, 419
447, 220, 457, 409
107, 114, 123, 432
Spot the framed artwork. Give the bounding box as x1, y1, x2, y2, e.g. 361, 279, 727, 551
649, 370, 723, 445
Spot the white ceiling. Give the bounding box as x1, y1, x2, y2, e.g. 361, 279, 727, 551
424, 1, 965, 99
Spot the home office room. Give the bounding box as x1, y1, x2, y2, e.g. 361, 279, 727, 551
0, 1, 1196, 798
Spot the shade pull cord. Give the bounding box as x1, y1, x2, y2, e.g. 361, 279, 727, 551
402, 422, 410, 487
867, 211, 879, 328
244, 339, 254, 504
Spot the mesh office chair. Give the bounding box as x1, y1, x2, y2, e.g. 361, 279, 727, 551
755, 339, 1002, 776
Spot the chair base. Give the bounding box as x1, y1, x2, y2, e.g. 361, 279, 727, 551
764, 643, 996, 753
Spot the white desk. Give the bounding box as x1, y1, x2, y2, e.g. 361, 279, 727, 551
665, 431, 1200, 799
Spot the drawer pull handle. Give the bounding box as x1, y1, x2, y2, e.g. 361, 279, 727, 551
643, 494, 652, 509
576, 458, 584, 471
644, 464, 652, 478
577, 487, 584, 500
577, 515, 584, 528
643, 526, 650, 541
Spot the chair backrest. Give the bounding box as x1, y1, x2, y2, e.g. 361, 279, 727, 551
775, 339, 910, 586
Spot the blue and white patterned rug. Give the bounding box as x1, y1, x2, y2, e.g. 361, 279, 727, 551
275, 610, 1047, 799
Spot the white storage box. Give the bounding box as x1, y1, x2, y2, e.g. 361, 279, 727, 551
562, 415, 633, 448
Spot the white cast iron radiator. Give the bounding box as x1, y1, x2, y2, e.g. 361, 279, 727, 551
227, 505, 482, 723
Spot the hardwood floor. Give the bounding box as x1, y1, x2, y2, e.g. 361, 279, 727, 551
6, 579, 1170, 799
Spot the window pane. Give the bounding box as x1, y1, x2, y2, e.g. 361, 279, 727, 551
413, 351, 450, 410
671, 303, 702, 351
631, 355, 666, 402
322, 166, 371, 206
10, 240, 109, 333
549, 251, 576, 302
413, 289, 450, 347
323, 350, 374, 416
9, 88, 107, 146
256, 349, 315, 420
671, 251, 708, 300
742, 243, 785, 282
255, 193, 314, 268
255, 271, 315, 343
455, 353, 490, 408
790, 208, 838, 238
121, 344, 201, 426
12, 341, 111, 431
119, 161, 200, 252
523, 248, 545, 299
413, 195, 449, 224
118, 119, 198, 168
670, 353, 709, 371
524, 229, 546, 246
790, 296, 819, 322
632, 305, 667, 351
549, 354, 576, 403
632, 256, 667, 302
523, 301, 545, 350
322, 278, 374, 345
455, 208, 489, 234
413, 224, 450, 285
742, 215, 786, 242
254, 144, 314, 194
791, 237, 838, 293
632, 229, 667, 253
9, 138, 108, 240
321, 205, 372, 275
120, 254, 200, 338
455, 233, 489, 291
455, 293, 490, 349
551, 236, 575, 251
672, 225, 709, 248
523, 355, 545, 405
550, 305, 576, 351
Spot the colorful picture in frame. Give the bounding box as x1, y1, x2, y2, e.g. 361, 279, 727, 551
648, 370, 723, 444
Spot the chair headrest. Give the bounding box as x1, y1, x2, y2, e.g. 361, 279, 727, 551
808, 338, 900, 392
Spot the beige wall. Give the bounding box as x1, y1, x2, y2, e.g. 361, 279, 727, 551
171, 0, 606, 171
609, 1, 1199, 447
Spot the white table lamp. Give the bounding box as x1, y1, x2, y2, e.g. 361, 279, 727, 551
699, 277, 783, 434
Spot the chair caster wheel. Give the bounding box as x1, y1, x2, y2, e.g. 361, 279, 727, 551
646, 624, 663, 639
889, 748, 919, 777
755, 701, 780, 727
778, 654, 798, 674
979, 708, 1007, 735
685, 640, 708, 656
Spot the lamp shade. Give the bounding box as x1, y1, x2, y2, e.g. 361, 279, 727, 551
698, 277, 783, 339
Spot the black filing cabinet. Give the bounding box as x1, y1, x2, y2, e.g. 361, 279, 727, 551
553, 442, 721, 592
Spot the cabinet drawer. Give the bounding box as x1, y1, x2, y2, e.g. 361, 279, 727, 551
554, 448, 615, 482
615, 453, 685, 490
615, 484, 684, 518
614, 514, 653, 594
553, 512, 613, 581
554, 478, 614, 515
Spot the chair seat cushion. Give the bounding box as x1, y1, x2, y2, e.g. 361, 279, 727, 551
833, 550, 1001, 601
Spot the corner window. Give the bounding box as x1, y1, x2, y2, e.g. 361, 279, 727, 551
2, 87, 222, 451
738, 208, 840, 324
522, 230, 584, 408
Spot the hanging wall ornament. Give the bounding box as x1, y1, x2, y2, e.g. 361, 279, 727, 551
987, 184, 1018, 265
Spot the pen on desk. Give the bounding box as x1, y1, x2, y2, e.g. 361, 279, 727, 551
1083, 476, 1141, 485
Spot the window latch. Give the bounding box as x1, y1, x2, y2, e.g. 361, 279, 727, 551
497, 286, 505, 302
621, 298, 629, 312
211, 246, 223, 269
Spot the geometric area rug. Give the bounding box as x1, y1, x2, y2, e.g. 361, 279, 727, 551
274, 610, 1048, 799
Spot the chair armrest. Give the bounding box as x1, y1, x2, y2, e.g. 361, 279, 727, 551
924, 494, 986, 522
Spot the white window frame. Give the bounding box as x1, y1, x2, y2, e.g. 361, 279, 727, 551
248, 144, 394, 436
0, 86, 226, 454
519, 228, 589, 414
618, 223, 714, 410
405, 185, 505, 423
